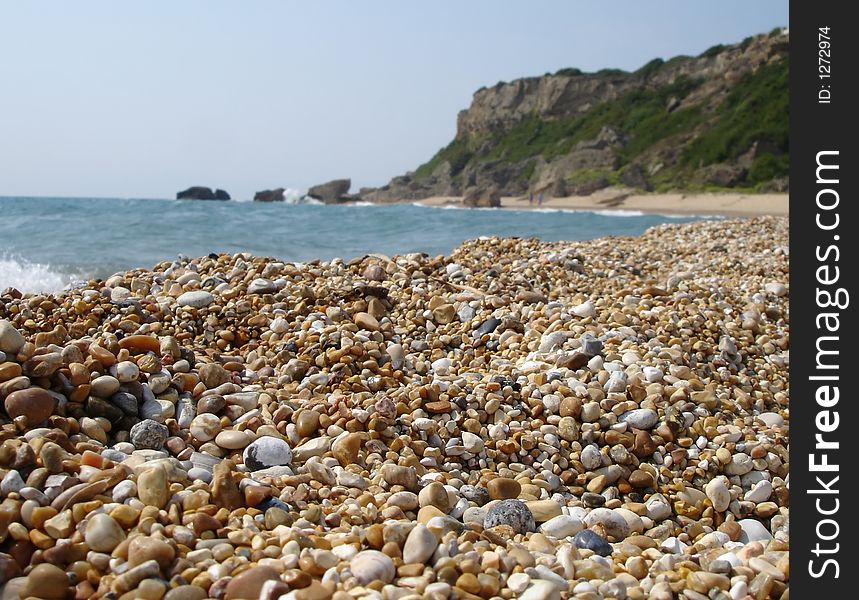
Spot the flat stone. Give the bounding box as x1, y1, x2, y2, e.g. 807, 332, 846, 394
177, 291, 215, 308
737, 519, 774, 544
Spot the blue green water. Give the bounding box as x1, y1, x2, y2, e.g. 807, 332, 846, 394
0, 196, 708, 292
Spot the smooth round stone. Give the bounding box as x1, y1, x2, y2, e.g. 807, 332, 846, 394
745, 480, 774, 504
215, 430, 251, 450
619, 408, 658, 430
573, 529, 613, 556
645, 494, 672, 521
487, 477, 521, 500
4, 387, 55, 424
130, 419, 169, 450
114, 360, 140, 383
705, 477, 731, 512
354, 312, 380, 331
583, 508, 630, 540
172, 291, 213, 310
295, 410, 320, 438
526, 500, 563, 522
127, 536, 175, 568
541, 514, 584, 539
737, 519, 774, 544
189, 413, 222, 442
85, 513, 126, 552
90, 375, 121, 397
0, 320, 25, 354
332, 432, 361, 465
349, 550, 395, 585
224, 565, 279, 600
247, 278, 279, 294
243, 437, 293, 471
757, 412, 784, 427
580, 444, 602, 470
418, 482, 450, 512
484, 499, 535, 534
402, 523, 438, 564
21, 563, 69, 600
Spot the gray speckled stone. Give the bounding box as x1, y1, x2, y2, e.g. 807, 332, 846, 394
129, 419, 168, 450
484, 499, 536, 534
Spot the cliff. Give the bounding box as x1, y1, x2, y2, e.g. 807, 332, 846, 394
363, 29, 788, 202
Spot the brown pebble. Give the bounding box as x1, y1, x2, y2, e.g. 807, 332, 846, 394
5, 387, 56, 425
224, 565, 279, 600
487, 477, 521, 500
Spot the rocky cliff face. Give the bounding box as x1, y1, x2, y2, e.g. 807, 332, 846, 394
363, 29, 788, 202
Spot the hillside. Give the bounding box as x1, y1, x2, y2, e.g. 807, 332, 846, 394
363, 29, 788, 202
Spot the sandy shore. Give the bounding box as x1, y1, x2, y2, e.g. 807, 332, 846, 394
417, 188, 788, 217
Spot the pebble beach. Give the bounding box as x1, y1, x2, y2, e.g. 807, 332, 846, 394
0, 216, 789, 600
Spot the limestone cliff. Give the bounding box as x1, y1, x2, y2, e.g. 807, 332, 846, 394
363, 29, 788, 202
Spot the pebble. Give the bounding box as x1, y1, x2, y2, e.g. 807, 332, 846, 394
573, 529, 613, 556
0, 217, 791, 598
84, 513, 126, 552
137, 466, 169, 508
349, 550, 395, 585
705, 477, 731, 512
487, 477, 520, 500
243, 437, 293, 470
402, 523, 438, 564
177, 290, 215, 307
21, 563, 69, 599
130, 419, 169, 450
541, 514, 584, 538
619, 408, 658, 430
0, 320, 26, 354
4, 387, 55, 424
484, 499, 535, 534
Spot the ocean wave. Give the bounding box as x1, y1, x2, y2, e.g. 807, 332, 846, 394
0, 255, 77, 294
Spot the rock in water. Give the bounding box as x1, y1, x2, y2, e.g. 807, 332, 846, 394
484, 499, 536, 534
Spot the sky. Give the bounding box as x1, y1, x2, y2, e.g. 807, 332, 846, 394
0, 1, 788, 200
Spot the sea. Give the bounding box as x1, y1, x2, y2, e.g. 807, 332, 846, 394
0, 196, 711, 294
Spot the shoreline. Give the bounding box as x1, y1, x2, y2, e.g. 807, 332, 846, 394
415, 189, 789, 217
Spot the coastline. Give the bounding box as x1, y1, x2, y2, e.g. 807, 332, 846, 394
416, 189, 789, 217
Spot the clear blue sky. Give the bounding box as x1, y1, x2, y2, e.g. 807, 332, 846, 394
0, 1, 788, 199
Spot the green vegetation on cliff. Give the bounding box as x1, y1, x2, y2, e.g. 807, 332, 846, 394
410, 32, 788, 194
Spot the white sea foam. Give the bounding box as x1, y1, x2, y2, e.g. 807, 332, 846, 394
0, 255, 75, 294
